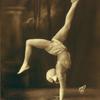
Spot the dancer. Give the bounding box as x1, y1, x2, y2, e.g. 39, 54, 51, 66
18, 0, 79, 100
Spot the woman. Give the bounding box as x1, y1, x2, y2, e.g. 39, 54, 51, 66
18, 0, 79, 100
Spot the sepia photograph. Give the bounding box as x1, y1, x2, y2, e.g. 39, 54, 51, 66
0, 0, 100, 100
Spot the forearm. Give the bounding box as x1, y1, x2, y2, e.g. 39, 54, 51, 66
52, 0, 79, 42
58, 74, 66, 100
59, 87, 65, 100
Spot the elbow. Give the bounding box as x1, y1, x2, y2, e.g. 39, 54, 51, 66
57, 72, 63, 80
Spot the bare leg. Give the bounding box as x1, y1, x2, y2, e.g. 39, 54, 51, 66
52, 0, 79, 42
17, 39, 51, 74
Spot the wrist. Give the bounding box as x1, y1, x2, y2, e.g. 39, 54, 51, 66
71, 0, 79, 4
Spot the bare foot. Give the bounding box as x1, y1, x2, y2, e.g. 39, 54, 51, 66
17, 64, 30, 74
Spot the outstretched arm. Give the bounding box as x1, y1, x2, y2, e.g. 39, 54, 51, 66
52, 0, 79, 42
58, 73, 66, 100
56, 61, 67, 100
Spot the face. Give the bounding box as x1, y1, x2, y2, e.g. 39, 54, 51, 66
48, 75, 59, 84
46, 68, 59, 84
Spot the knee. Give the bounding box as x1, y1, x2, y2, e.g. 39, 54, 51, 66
26, 39, 32, 46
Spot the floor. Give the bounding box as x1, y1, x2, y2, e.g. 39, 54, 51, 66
2, 88, 100, 100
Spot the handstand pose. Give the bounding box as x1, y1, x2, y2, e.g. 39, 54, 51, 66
18, 0, 79, 100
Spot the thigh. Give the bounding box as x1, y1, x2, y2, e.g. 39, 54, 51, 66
27, 39, 51, 49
